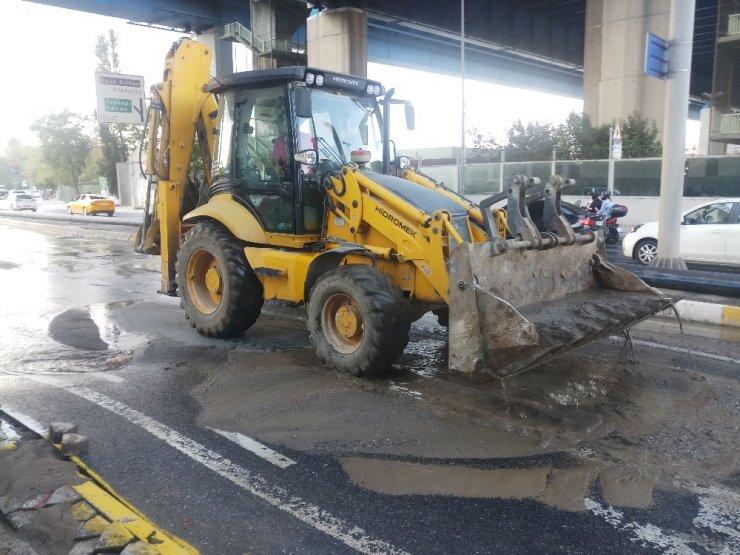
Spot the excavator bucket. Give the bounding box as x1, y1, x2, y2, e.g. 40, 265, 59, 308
448, 175, 672, 379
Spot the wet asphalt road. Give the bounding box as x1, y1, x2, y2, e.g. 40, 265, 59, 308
0, 220, 739, 554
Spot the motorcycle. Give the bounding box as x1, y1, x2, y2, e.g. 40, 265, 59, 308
579, 204, 627, 244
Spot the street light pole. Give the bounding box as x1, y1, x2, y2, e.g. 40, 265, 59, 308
652, 0, 695, 269
459, 0, 466, 196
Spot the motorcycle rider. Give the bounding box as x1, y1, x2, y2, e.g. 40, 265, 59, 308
587, 192, 602, 213
597, 190, 614, 219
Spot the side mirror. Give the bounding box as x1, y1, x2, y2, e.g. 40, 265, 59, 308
404, 102, 415, 130
294, 87, 312, 119
295, 149, 318, 166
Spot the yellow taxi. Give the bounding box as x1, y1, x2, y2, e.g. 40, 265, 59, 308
66, 194, 116, 216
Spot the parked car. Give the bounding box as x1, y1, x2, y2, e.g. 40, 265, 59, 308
66, 194, 116, 216
622, 198, 740, 266
0, 191, 37, 212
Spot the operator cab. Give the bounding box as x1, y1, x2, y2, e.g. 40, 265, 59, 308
208, 68, 386, 236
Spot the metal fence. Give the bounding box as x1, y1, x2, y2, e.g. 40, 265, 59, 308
421, 155, 740, 198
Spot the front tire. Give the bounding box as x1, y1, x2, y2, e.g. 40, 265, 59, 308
634, 239, 658, 266
176, 222, 263, 337
83, 207, 88, 216
307, 265, 411, 377
67, 207, 73, 215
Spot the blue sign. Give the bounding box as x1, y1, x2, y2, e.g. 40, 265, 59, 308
645, 32, 669, 79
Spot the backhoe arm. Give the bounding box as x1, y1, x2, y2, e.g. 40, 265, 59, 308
138, 39, 218, 295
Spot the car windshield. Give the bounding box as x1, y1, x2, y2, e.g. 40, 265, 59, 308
301, 89, 383, 172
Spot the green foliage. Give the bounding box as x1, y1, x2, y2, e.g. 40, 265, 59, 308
30, 111, 93, 192
473, 111, 662, 161
503, 120, 557, 162
620, 112, 662, 158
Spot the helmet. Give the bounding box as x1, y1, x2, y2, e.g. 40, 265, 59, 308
591, 193, 599, 200
600, 190, 611, 199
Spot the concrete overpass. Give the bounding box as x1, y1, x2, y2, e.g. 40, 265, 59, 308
28, 0, 719, 124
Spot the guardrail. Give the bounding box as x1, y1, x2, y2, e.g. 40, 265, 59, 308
720, 113, 740, 133
728, 14, 740, 35
222, 22, 306, 56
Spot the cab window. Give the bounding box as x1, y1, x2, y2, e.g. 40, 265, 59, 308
233, 86, 294, 233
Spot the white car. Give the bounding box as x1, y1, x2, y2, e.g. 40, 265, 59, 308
0, 191, 37, 212
622, 198, 740, 266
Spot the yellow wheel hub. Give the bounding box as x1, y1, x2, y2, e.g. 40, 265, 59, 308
205, 268, 221, 293
186, 249, 222, 315
322, 293, 364, 354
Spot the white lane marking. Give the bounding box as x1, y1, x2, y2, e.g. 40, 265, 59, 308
608, 336, 740, 365
40, 383, 408, 555
92, 373, 125, 384
0, 408, 48, 437
585, 498, 699, 555
208, 427, 296, 469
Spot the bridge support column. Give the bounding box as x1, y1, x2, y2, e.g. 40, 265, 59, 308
199, 28, 233, 77
584, 0, 670, 135
307, 7, 368, 77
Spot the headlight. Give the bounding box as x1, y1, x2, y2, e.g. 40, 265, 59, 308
373, 84, 382, 95
366, 84, 374, 95
305, 73, 315, 85
398, 156, 410, 169
630, 224, 643, 233
315, 74, 324, 86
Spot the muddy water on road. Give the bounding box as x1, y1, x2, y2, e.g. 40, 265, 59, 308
184, 311, 739, 511
0, 228, 150, 375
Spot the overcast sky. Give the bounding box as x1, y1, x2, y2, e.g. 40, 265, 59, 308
0, 0, 698, 157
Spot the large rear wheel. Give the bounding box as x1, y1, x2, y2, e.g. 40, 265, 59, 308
307, 265, 410, 377
176, 222, 263, 337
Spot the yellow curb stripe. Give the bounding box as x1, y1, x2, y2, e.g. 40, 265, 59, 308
722, 305, 740, 328
73, 481, 198, 555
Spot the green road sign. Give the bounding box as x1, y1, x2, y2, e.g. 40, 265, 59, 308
104, 98, 132, 113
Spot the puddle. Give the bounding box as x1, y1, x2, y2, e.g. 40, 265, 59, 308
340, 455, 655, 511
0, 261, 20, 270
0, 302, 144, 376
49, 309, 108, 351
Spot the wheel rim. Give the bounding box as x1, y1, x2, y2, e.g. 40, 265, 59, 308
322, 293, 364, 354
637, 242, 657, 264
186, 248, 222, 315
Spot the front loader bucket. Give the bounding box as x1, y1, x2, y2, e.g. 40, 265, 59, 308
448, 175, 672, 379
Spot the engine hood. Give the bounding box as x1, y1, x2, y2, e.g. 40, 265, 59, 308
358, 170, 467, 217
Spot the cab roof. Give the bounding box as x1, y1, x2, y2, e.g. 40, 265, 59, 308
206, 67, 383, 96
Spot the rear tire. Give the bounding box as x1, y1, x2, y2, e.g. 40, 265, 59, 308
176, 221, 263, 337
83, 207, 88, 216
307, 265, 410, 377
634, 239, 658, 266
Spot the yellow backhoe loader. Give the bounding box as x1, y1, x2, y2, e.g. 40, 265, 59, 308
136, 38, 671, 379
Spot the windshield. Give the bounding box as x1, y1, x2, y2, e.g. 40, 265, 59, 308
302, 89, 383, 172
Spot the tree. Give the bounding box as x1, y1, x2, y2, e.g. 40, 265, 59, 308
31, 111, 93, 192
555, 112, 609, 160
503, 120, 557, 162
620, 112, 662, 158
472, 111, 663, 162
95, 30, 138, 194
